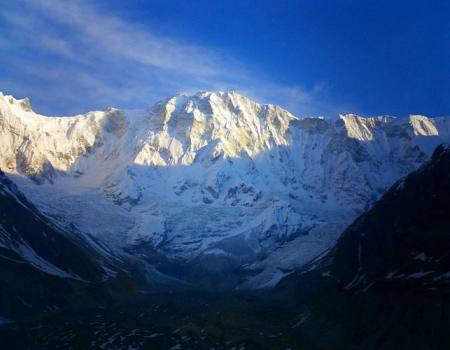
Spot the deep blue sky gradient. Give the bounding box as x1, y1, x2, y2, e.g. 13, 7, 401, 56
0, 0, 448, 117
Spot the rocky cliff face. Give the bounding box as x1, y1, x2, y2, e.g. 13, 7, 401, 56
1, 91, 449, 288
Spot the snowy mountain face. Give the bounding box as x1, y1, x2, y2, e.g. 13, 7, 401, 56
1, 91, 449, 289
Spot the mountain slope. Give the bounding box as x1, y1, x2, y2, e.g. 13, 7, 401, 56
0, 170, 126, 318
1, 91, 450, 288
274, 144, 450, 349
331, 143, 450, 288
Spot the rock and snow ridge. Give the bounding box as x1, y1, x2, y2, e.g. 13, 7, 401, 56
0, 90, 449, 289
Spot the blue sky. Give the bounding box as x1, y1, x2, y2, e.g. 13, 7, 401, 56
0, 0, 448, 117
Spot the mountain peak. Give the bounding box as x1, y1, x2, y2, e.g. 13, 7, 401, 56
0, 92, 33, 113
136, 90, 296, 166
157, 91, 291, 118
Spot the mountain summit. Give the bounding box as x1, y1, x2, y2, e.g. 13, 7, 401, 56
1, 91, 449, 288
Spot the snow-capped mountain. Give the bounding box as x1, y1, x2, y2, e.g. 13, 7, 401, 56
1, 91, 449, 288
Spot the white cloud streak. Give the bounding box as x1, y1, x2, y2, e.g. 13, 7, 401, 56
28, 0, 243, 78
0, 0, 340, 116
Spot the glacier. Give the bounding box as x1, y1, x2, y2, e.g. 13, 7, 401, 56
1, 90, 449, 289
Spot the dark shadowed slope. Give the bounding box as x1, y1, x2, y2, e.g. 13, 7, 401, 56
331, 143, 450, 287
0, 171, 135, 319
275, 144, 450, 349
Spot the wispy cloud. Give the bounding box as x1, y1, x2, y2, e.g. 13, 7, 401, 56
24, 0, 244, 78
0, 0, 338, 116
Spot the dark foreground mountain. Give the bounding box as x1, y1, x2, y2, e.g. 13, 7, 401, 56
274, 144, 450, 349
332, 143, 450, 287
0, 145, 449, 349
0, 171, 138, 320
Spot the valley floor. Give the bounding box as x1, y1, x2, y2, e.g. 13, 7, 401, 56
1, 281, 448, 350
0, 291, 297, 350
